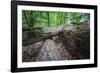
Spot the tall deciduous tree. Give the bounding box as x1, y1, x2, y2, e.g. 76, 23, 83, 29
47, 12, 50, 27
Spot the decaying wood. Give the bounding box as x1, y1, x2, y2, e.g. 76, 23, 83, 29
62, 24, 90, 59
23, 30, 63, 46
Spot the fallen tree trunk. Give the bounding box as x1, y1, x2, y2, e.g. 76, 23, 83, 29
36, 39, 62, 61
23, 27, 42, 31
23, 30, 63, 46
62, 24, 90, 59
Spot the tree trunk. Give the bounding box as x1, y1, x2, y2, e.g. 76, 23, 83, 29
36, 39, 62, 61
23, 11, 30, 26
23, 30, 64, 46
30, 11, 33, 27
60, 13, 63, 25
47, 12, 50, 27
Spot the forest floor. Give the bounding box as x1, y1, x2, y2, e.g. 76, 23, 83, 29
22, 24, 90, 62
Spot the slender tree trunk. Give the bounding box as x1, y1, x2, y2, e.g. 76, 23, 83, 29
23, 11, 30, 26
60, 13, 63, 25
47, 12, 50, 27
30, 11, 33, 27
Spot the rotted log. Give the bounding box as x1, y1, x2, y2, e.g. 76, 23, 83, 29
62, 24, 90, 59
23, 30, 64, 46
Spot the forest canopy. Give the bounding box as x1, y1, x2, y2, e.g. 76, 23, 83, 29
22, 10, 90, 29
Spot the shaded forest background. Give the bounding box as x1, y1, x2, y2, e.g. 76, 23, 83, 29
22, 10, 90, 62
